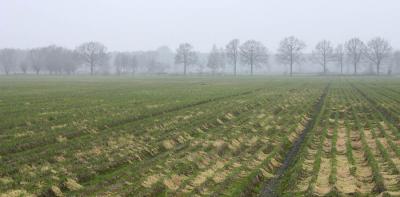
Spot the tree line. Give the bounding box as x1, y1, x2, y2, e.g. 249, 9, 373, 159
1, 37, 400, 76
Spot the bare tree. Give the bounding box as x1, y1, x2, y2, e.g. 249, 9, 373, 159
225, 39, 240, 76
75, 42, 108, 75
364, 37, 392, 75
62, 51, 81, 75
31, 45, 79, 75
345, 38, 365, 75
18, 51, 30, 74
29, 48, 46, 75
146, 53, 160, 74
145, 51, 168, 74
0, 49, 17, 75
175, 43, 197, 75
312, 40, 333, 74
114, 52, 130, 75
335, 44, 345, 74
19, 60, 29, 74
219, 47, 226, 73
240, 40, 268, 75
207, 45, 225, 74
42, 46, 64, 74
128, 54, 138, 75
276, 36, 306, 76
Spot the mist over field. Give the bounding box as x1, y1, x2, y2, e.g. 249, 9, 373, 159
1, 0, 400, 76
1, 1, 400, 197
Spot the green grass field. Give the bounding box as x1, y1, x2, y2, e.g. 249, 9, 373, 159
0, 76, 399, 196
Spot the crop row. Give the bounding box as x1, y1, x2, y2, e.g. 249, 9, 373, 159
273, 80, 400, 196
0, 79, 325, 196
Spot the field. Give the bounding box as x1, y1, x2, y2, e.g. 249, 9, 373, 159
0, 76, 399, 197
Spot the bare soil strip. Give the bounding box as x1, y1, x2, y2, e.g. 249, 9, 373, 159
260, 84, 330, 197
335, 126, 357, 194
350, 128, 375, 193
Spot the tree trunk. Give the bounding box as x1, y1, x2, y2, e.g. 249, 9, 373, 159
376, 63, 380, 76
290, 54, 293, 77
354, 63, 357, 75
90, 63, 94, 76
340, 62, 343, 75
234, 59, 237, 76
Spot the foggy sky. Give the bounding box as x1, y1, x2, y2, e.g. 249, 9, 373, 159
1, 0, 400, 52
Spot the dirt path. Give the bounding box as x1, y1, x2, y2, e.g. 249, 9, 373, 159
350, 129, 374, 193
313, 157, 331, 195
335, 126, 357, 194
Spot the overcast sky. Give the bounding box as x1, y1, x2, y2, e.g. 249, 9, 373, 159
1, 0, 399, 52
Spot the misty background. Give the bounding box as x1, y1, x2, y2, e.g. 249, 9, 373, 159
1, 0, 400, 75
